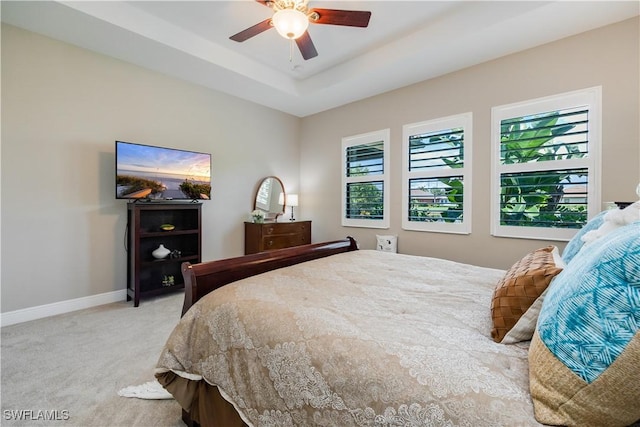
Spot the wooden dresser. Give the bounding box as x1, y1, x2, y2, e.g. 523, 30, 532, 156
244, 221, 311, 254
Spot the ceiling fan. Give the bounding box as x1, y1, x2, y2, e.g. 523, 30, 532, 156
229, 0, 372, 60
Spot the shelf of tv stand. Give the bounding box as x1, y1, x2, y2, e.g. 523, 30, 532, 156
126, 282, 185, 302
141, 254, 199, 266
140, 229, 199, 238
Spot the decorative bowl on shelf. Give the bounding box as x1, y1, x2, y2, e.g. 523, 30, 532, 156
160, 224, 175, 231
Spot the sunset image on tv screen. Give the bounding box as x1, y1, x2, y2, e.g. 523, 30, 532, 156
116, 141, 211, 200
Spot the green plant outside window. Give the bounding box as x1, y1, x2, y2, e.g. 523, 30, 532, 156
499, 108, 589, 229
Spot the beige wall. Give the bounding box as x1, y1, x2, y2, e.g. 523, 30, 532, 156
2, 17, 638, 314
1, 24, 300, 313
300, 17, 640, 269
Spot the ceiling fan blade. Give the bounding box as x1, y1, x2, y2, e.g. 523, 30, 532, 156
229, 18, 272, 42
296, 31, 318, 60
309, 8, 371, 27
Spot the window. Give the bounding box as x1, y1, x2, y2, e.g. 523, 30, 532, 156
402, 113, 472, 234
491, 87, 601, 240
342, 129, 390, 228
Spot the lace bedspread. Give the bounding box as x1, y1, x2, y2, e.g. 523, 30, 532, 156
156, 250, 541, 426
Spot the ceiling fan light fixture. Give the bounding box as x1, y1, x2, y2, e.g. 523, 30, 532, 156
272, 8, 309, 39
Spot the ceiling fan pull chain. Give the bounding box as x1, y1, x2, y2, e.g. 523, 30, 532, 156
289, 38, 294, 62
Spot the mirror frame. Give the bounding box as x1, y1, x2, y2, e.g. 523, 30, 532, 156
253, 176, 286, 221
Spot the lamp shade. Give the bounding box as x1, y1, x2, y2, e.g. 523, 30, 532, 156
272, 9, 309, 40
287, 194, 299, 207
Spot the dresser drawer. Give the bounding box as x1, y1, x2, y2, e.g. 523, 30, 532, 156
262, 233, 310, 250
262, 222, 308, 236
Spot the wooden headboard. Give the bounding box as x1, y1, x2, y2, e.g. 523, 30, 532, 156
180, 237, 358, 316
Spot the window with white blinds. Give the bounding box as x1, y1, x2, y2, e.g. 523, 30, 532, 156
342, 129, 390, 228
402, 113, 472, 234
491, 87, 601, 240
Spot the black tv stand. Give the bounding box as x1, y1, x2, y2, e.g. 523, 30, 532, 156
126, 202, 202, 306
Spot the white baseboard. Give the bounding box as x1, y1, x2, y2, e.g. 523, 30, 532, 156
1, 290, 127, 327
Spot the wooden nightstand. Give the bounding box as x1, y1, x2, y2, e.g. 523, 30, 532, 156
244, 221, 311, 255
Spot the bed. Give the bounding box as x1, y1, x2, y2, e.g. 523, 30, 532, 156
155, 205, 640, 427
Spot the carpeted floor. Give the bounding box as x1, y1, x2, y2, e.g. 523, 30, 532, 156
1, 293, 185, 426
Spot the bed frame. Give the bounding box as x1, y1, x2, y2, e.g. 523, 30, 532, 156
181, 237, 358, 316
176, 237, 358, 426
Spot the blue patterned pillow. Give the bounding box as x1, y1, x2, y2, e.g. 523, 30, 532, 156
529, 221, 640, 426
561, 210, 608, 264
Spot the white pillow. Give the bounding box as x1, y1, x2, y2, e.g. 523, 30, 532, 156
581, 200, 640, 246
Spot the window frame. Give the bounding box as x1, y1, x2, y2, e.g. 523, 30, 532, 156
401, 113, 473, 234
490, 86, 602, 241
341, 129, 390, 229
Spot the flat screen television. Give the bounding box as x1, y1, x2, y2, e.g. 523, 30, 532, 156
115, 141, 211, 201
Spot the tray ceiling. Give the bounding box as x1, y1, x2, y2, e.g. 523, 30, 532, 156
2, 1, 638, 117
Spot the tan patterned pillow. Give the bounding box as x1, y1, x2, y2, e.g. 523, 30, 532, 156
490, 246, 564, 343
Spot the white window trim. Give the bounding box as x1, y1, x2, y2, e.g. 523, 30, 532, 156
402, 113, 472, 234
341, 129, 390, 229
490, 86, 602, 241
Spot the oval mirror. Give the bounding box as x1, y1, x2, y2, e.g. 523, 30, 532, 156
253, 176, 286, 221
